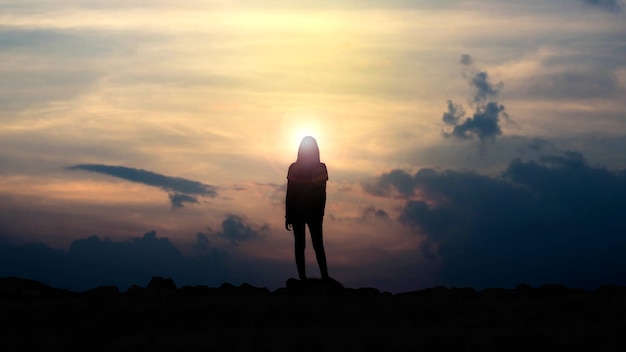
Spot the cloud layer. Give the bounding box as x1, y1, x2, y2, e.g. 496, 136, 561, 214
0, 217, 282, 292
366, 152, 626, 289
68, 164, 217, 208
1, 1, 626, 293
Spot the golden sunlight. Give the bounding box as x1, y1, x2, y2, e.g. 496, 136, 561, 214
281, 110, 325, 152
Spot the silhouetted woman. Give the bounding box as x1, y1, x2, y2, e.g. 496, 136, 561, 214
285, 136, 329, 280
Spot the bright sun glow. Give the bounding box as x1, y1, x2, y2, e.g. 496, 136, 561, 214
292, 125, 321, 148
281, 110, 325, 152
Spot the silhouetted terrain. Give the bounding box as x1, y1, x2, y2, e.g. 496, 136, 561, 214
1, 276, 625, 351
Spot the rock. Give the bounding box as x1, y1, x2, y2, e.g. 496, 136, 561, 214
284, 277, 345, 295
397, 285, 451, 298
481, 287, 510, 297
595, 284, 626, 295
124, 284, 144, 296
146, 276, 177, 290
0, 276, 70, 297
354, 287, 380, 297
217, 282, 237, 295
452, 287, 479, 296
238, 283, 271, 296
215, 282, 271, 296
178, 285, 219, 297
83, 285, 120, 298
2, 275, 626, 350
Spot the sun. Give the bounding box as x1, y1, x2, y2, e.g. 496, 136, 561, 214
292, 125, 321, 148
281, 110, 324, 151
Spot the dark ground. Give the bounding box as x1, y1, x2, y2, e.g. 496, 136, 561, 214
1, 276, 625, 351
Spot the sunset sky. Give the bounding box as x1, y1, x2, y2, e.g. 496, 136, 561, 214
2, 0, 626, 293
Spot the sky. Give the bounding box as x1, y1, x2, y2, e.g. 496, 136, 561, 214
1, 0, 626, 293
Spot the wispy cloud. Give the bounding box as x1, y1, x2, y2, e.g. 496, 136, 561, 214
582, 0, 622, 13
68, 164, 217, 208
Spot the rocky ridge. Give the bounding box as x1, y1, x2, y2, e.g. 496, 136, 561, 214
1, 276, 625, 351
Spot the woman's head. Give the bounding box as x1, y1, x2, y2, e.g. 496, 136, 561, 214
297, 136, 320, 164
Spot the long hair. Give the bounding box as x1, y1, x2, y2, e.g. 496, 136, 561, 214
296, 136, 321, 166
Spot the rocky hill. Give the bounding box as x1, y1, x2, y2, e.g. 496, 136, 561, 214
1, 276, 625, 351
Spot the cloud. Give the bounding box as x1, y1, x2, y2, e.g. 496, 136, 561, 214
520, 70, 620, 100
459, 53, 473, 66
194, 232, 210, 256
582, 0, 622, 12
442, 100, 465, 126
458, 54, 503, 105
449, 102, 505, 141
0, 231, 206, 291
373, 169, 417, 197
365, 152, 626, 289
169, 193, 199, 209
68, 164, 217, 208
0, 225, 283, 292
467, 71, 502, 105
526, 137, 551, 151
69, 230, 185, 273
208, 215, 262, 245
0, 28, 158, 111
442, 54, 511, 144
362, 207, 390, 221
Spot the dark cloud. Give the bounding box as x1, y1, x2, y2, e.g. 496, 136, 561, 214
194, 232, 210, 255
0, 231, 217, 291
362, 169, 416, 197
68, 164, 217, 208
208, 215, 262, 245
469, 71, 502, 105
68, 230, 184, 274
366, 152, 626, 289
459, 55, 503, 106
582, 0, 622, 12
0, 221, 284, 292
442, 54, 511, 144
450, 102, 505, 141
169, 193, 199, 209
442, 100, 465, 126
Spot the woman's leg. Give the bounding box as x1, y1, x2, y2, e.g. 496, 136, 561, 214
292, 222, 307, 280
308, 218, 328, 279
